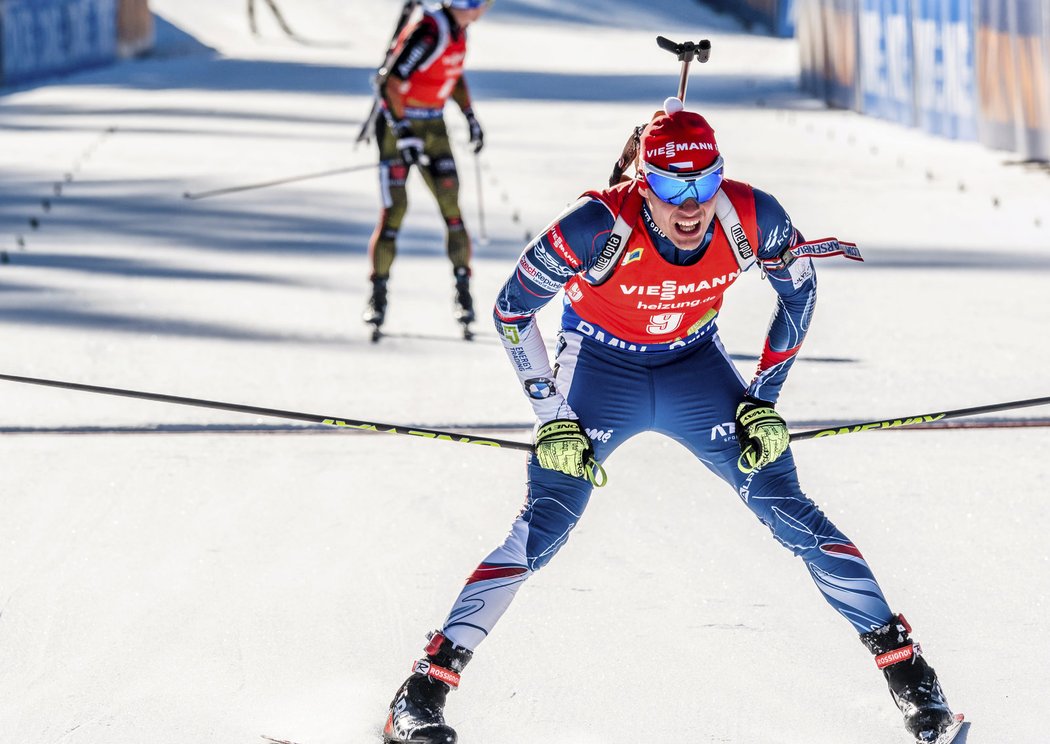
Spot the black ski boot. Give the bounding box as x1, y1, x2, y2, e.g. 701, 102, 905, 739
860, 614, 955, 743
383, 631, 473, 744
452, 267, 475, 339
363, 276, 388, 342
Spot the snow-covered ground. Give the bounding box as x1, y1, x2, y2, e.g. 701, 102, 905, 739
1, 1, 1048, 742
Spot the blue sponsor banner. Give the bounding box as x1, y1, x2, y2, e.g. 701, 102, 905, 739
699, 0, 795, 38
743, 0, 796, 37
825, 0, 861, 109
974, 0, 1050, 159
1, 0, 118, 86
799, 0, 1047, 158
798, 0, 860, 109
797, 0, 827, 96
911, 0, 978, 140
776, 0, 796, 36
859, 0, 917, 125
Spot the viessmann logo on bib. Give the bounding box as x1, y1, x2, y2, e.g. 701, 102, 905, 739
620, 274, 738, 308
645, 140, 716, 161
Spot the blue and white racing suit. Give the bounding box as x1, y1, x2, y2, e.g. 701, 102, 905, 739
438, 182, 893, 650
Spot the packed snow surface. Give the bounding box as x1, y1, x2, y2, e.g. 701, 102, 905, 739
1, 1, 1048, 742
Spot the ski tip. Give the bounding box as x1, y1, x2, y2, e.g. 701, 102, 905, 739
930, 713, 967, 744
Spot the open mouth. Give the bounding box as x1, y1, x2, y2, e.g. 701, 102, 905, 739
675, 218, 702, 236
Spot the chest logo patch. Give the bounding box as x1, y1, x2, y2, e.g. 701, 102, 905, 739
621, 247, 644, 266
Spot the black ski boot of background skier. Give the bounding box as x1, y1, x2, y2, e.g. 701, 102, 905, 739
363, 276, 388, 343
452, 266, 475, 341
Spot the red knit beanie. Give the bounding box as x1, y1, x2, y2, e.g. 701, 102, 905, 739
640, 97, 719, 174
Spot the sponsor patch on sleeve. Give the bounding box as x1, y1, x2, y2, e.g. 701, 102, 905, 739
788, 255, 814, 288
524, 377, 556, 399
547, 224, 582, 269
518, 255, 563, 293
501, 324, 520, 344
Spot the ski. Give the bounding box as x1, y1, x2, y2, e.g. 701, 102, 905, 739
369, 325, 474, 343
925, 713, 966, 744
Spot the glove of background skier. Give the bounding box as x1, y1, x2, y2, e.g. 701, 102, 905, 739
392, 119, 424, 165
464, 109, 484, 153
534, 419, 593, 480
735, 397, 790, 473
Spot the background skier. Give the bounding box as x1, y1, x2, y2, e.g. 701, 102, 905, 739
363, 0, 490, 339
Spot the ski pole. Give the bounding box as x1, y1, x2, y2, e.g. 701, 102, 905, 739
474, 151, 488, 245
248, 0, 346, 47
260, 0, 302, 42
655, 36, 711, 103
0, 373, 534, 452
789, 395, 1050, 441
5, 373, 1045, 459
182, 163, 377, 200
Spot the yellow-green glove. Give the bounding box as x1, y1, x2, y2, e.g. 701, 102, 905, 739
534, 419, 606, 486
735, 398, 790, 473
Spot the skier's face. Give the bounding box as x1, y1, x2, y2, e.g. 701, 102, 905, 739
450, 6, 487, 27
643, 188, 717, 251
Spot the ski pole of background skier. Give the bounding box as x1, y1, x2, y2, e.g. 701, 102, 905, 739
186, 2, 417, 202
474, 151, 488, 245
183, 163, 378, 200
248, 0, 301, 41
247, 0, 348, 47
